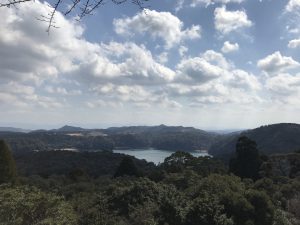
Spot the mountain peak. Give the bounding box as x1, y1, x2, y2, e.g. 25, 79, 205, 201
56, 125, 86, 132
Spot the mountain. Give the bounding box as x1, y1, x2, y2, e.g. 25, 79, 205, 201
2, 125, 218, 153
4, 123, 300, 155
209, 123, 300, 157
0, 127, 31, 133
104, 125, 218, 151
53, 125, 87, 132
104, 124, 199, 135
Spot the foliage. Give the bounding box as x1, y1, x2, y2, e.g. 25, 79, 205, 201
210, 123, 300, 157
0, 134, 299, 225
0, 132, 114, 153
0, 140, 17, 184
162, 151, 227, 175
229, 136, 263, 180
15, 150, 154, 178
185, 193, 233, 225
114, 156, 140, 177
0, 185, 77, 225
0, 125, 218, 153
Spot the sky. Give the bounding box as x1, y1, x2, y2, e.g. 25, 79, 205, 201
0, 0, 300, 129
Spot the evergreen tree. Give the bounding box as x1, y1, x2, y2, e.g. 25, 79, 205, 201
114, 156, 140, 178
0, 140, 17, 184
229, 136, 262, 180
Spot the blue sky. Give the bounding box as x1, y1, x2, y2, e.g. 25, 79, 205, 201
0, 0, 300, 129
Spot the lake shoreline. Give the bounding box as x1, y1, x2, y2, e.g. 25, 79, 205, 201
113, 148, 210, 164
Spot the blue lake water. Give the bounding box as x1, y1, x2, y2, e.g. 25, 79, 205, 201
113, 149, 210, 164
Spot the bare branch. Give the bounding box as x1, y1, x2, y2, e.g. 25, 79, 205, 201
0, 0, 150, 33
0, 0, 32, 7
79, 0, 91, 19
64, 0, 81, 16
83, 0, 105, 16
35, 0, 62, 34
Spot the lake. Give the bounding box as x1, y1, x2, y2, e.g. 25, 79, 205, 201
113, 149, 210, 164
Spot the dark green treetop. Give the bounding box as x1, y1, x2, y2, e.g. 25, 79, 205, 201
229, 136, 262, 180
0, 140, 17, 184
114, 156, 140, 178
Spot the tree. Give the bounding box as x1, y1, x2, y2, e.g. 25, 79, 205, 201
0, 140, 17, 184
114, 156, 140, 177
246, 190, 274, 225
0, 0, 150, 33
229, 136, 262, 180
0, 185, 78, 225
185, 194, 233, 225
163, 151, 195, 173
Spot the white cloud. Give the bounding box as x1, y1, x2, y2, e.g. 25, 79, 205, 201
81, 42, 176, 85
1, 0, 295, 121
265, 73, 300, 105
191, 0, 244, 7
177, 57, 224, 82
113, 10, 201, 49
288, 39, 300, 48
172, 50, 261, 104
257, 51, 300, 74
221, 41, 239, 53
176, 50, 232, 83
266, 73, 300, 95
0, 82, 35, 96
214, 6, 252, 35
176, 0, 244, 10
0, 2, 181, 110
45, 86, 82, 96
227, 69, 261, 91
156, 52, 169, 64
285, 0, 300, 12
214, 0, 244, 3
90, 84, 182, 109
179, 45, 188, 57
176, 50, 233, 83
175, 0, 185, 12
202, 50, 232, 70
0, 0, 98, 85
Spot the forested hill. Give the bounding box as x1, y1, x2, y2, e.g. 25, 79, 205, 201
104, 125, 218, 151
51, 125, 87, 132
0, 125, 218, 153
2, 123, 300, 155
209, 123, 300, 157
0, 127, 31, 133
104, 124, 200, 134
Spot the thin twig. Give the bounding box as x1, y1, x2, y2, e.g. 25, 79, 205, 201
0, 0, 150, 33
0, 0, 31, 7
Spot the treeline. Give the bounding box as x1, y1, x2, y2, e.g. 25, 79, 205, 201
0, 132, 114, 153
0, 129, 217, 153
14, 150, 155, 178
0, 136, 299, 224
210, 123, 300, 157
3, 123, 300, 156
111, 131, 216, 151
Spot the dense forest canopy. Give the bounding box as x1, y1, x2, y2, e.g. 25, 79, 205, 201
0, 135, 299, 225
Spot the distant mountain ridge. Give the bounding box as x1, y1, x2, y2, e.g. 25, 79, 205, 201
209, 123, 300, 157
104, 124, 204, 135
52, 125, 87, 132
0, 127, 31, 133
2, 123, 300, 156
0, 124, 218, 153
